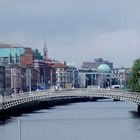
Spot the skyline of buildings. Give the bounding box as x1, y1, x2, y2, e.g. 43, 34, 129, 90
0, 42, 132, 96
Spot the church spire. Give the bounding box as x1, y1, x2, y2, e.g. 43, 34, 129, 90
43, 40, 48, 60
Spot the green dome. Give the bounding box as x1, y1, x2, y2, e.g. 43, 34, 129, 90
98, 64, 110, 72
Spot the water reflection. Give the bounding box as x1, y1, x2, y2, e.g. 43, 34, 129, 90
129, 110, 140, 131
0, 101, 140, 140
129, 110, 140, 118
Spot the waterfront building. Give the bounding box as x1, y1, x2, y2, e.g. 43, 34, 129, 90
47, 61, 76, 89
112, 67, 131, 87
44, 60, 79, 89
24, 64, 39, 92
33, 60, 46, 89
0, 43, 42, 93
44, 60, 56, 88
79, 64, 112, 88
0, 43, 47, 93
4, 64, 26, 95
66, 64, 79, 88
4, 62, 42, 94
53, 62, 67, 88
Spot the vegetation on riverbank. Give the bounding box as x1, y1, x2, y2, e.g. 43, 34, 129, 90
128, 58, 140, 92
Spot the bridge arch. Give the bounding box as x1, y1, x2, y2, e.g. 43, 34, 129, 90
0, 89, 140, 118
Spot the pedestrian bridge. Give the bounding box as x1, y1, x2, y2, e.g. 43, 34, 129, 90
0, 88, 140, 113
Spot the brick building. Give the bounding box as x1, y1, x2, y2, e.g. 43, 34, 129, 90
20, 48, 33, 65
0, 43, 40, 93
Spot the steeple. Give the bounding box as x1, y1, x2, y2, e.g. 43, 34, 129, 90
43, 40, 48, 60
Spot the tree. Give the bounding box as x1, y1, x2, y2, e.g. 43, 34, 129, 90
128, 58, 140, 92
33, 49, 43, 60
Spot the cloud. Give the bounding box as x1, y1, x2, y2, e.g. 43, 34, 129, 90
48, 29, 140, 67
91, 30, 140, 67
0, 0, 140, 67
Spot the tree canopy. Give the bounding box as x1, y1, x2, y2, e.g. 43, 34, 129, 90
33, 49, 43, 60
128, 58, 140, 92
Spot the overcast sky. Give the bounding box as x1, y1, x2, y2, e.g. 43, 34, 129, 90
0, 0, 140, 67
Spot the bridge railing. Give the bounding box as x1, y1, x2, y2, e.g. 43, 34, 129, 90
1, 90, 50, 102
70, 88, 126, 94
1, 88, 140, 103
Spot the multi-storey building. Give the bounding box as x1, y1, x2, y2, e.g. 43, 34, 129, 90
79, 64, 112, 88
112, 67, 131, 86
53, 62, 67, 88
4, 64, 26, 95
4, 62, 40, 94
0, 43, 33, 65
52, 62, 79, 89
66, 65, 79, 88
33, 60, 46, 89
0, 43, 41, 93
44, 60, 56, 88
0, 43, 23, 64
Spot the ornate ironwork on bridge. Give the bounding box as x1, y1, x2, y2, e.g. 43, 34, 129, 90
0, 89, 140, 114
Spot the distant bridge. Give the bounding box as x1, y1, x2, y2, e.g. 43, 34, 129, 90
0, 88, 140, 115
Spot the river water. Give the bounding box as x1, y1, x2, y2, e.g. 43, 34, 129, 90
1, 100, 140, 140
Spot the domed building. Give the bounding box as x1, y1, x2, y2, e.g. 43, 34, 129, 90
98, 64, 111, 72
97, 64, 112, 88
79, 63, 112, 88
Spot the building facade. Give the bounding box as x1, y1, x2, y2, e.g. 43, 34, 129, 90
4, 64, 26, 95
79, 64, 112, 88
66, 65, 79, 88
33, 60, 46, 90
112, 67, 131, 87
53, 62, 67, 88
44, 61, 56, 88
0, 43, 34, 66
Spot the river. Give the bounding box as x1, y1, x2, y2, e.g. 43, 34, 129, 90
0, 100, 140, 140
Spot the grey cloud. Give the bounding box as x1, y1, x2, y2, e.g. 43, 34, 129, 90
0, 0, 140, 67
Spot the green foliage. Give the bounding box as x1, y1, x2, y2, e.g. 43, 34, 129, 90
128, 58, 140, 92
33, 49, 43, 60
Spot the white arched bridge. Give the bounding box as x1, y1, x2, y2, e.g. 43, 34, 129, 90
0, 88, 140, 116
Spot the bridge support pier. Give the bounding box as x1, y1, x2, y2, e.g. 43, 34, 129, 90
113, 99, 120, 101
89, 97, 97, 101
137, 105, 140, 114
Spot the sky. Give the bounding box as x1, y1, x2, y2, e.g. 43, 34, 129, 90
0, 0, 140, 67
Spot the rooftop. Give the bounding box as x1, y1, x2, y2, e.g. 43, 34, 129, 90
98, 64, 111, 72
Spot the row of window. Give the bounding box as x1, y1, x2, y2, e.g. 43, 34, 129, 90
0, 57, 20, 64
